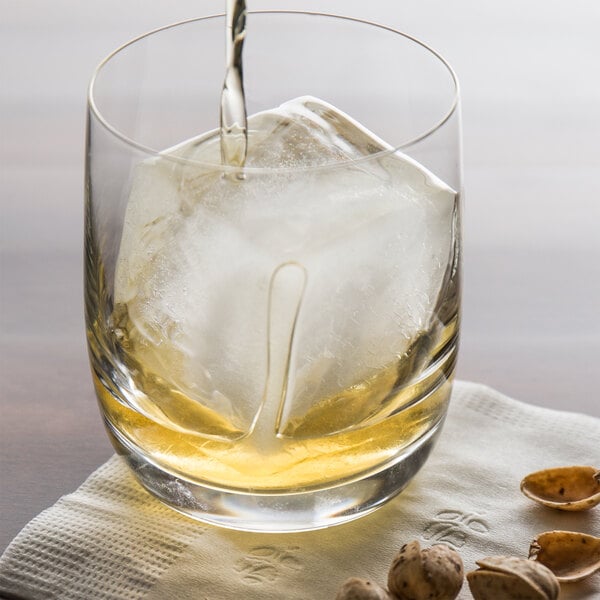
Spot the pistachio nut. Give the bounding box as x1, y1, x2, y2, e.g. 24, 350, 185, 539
387, 540, 463, 600
467, 555, 559, 600
335, 577, 392, 600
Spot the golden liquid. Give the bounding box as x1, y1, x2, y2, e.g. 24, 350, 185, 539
91, 309, 457, 493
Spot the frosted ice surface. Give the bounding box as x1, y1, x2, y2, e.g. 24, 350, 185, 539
114, 96, 456, 432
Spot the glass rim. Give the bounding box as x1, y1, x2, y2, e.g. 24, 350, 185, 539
88, 10, 461, 174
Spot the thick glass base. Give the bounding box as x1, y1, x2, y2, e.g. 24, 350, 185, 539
105, 417, 444, 533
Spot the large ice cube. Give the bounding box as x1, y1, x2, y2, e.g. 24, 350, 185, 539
114, 96, 456, 436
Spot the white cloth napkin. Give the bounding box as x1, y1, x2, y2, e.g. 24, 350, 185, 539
1, 381, 599, 599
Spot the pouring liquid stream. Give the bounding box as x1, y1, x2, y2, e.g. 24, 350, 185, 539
220, 0, 248, 169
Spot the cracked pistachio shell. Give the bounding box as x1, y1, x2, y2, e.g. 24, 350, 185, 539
388, 540, 463, 600
529, 530, 600, 582
520, 465, 600, 511
467, 556, 559, 600
467, 570, 546, 600
335, 577, 392, 600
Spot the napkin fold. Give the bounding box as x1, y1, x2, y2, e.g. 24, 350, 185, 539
1, 381, 599, 599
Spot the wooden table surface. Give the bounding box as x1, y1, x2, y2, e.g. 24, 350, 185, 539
1, 0, 599, 553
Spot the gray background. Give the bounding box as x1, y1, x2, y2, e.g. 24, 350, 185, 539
1, 0, 599, 552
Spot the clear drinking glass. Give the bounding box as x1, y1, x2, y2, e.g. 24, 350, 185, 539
85, 11, 462, 532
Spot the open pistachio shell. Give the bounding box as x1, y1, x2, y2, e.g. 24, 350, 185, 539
467, 556, 559, 600
529, 530, 600, 583
520, 465, 600, 511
